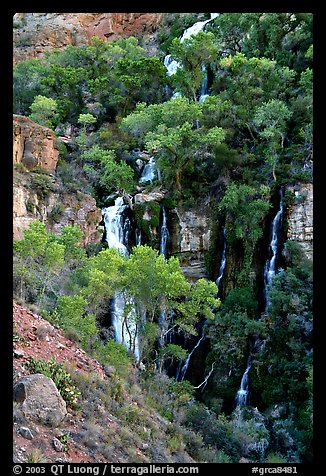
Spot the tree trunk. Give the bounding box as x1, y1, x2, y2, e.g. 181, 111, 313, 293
175, 169, 182, 193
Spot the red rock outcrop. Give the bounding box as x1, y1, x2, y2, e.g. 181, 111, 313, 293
13, 115, 59, 172
13, 13, 164, 64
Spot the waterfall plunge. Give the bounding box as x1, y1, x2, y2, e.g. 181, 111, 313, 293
179, 334, 205, 381
102, 197, 140, 361
139, 157, 157, 184
216, 226, 227, 290
234, 189, 284, 407
263, 188, 284, 310
164, 13, 219, 99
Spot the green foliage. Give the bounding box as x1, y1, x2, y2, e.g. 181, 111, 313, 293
30, 173, 56, 200
78, 113, 97, 128
184, 403, 242, 462
29, 95, 59, 129
169, 31, 219, 100
27, 357, 81, 408
134, 201, 161, 244
121, 96, 227, 197
223, 287, 258, 317
47, 203, 65, 224
81, 145, 134, 195
14, 36, 168, 125
160, 343, 188, 362
56, 294, 98, 346
250, 255, 312, 456
13, 221, 67, 304
56, 224, 86, 262
93, 339, 131, 379
57, 432, 71, 452
219, 183, 271, 285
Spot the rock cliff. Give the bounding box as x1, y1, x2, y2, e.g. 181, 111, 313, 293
170, 202, 213, 281
286, 183, 313, 261
13, 13, 164, 64
13, 115, 102, 245
13, 115, 59, 172
13, 171, 102, 246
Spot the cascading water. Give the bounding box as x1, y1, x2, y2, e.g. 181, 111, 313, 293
263, 188, 284, 310
160, 206, 169, 258
235, 356, 252, 406
135, 228, 142, 246
216, 226, 227, 290
158, 206, 170, 358
102, 197, 140, 361
103, 197, 128, 255
179, 334, 205, 381
139, 156, 156, 183
199, 65, 209, 103
234, 188, 284, 406
164, 13, 219, 96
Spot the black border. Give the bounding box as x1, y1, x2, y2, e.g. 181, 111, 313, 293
5, 3, 322, 474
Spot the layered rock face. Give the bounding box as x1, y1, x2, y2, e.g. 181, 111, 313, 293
286, 183, 313, 261
170, 204, 212, 280
13, 13, 164, 64
13, 172, 102, 246
13, 115, 102, 245
13, 115, 59, 172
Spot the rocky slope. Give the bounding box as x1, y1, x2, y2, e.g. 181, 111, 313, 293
13, 13, 165, 64
13, 302, 196, 464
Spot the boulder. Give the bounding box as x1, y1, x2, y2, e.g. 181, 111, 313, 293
13, 373, 67, 427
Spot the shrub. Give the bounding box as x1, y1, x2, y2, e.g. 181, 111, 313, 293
27, 356, 81, 408
30, 173, 56, 200
48, 203, 65, 224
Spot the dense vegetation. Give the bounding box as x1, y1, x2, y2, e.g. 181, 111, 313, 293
13, 13, 313, 463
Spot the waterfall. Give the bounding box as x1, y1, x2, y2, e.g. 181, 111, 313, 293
164, 13, 219, 85
139, 156, 156, 183
263, 188, 284, 310
102, 197, 140, 361
135, 228, 142, 246
235, 356, 252, 406
199, 65, 209, 103
179, 334, 205, 381
102, 197, 128, 255
234, 188, 284, 406
160, 206, 169, 257
216, 226, 227, 290
158, 206, 170, 365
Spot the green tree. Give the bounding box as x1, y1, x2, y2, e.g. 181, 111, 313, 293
253, 99, 292, 181
13, 221, 66, 305
56, 294, 98, 346
80, 248, 125, 315
121, 245, 219, 363
29, 95, 59, 129
55, 224, 86, 262
81, 145, 134, 201
218, 183, 271, 285
121, 96, 226, 196
77, 113, 97, 131
168, 31, 219, 101
212, 53, 295, 148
